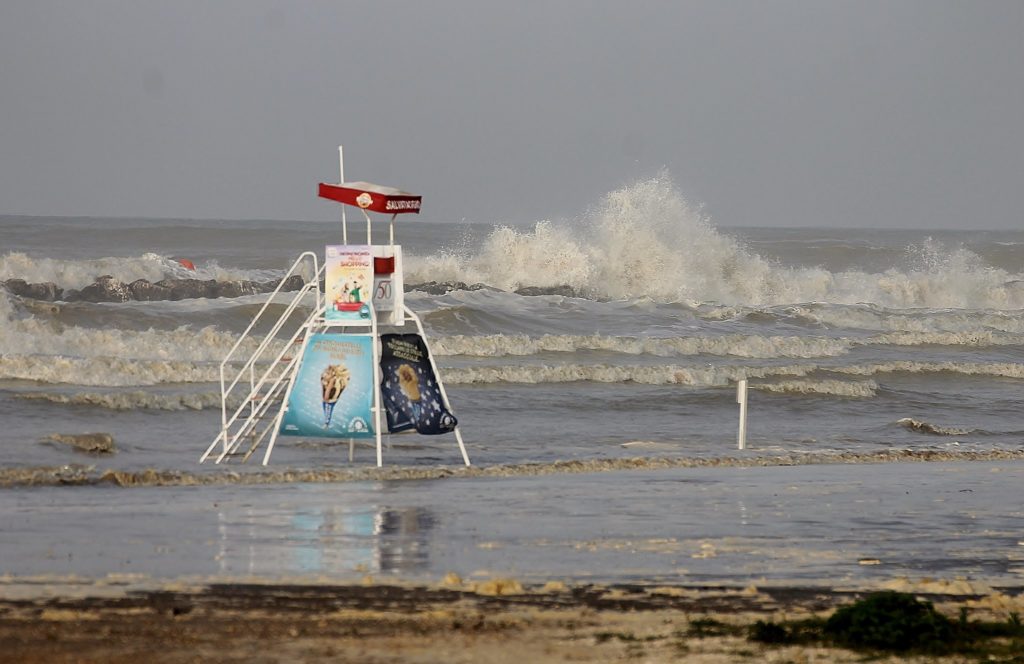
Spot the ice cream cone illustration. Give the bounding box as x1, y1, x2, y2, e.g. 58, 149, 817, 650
320, 364, 350, 428
397, 364, 422, 422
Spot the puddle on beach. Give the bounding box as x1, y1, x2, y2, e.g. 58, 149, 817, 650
2, 460, 1023, 592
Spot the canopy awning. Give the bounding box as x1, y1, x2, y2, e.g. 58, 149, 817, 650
318, 181, 422, 215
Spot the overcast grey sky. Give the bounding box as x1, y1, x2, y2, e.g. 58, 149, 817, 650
1, 1, 1022, 229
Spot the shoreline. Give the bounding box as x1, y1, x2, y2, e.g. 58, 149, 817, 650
3, 448, 1024, 489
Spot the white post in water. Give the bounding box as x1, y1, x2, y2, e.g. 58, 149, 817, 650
338, 145, 348, 244
737, 378, 748, 450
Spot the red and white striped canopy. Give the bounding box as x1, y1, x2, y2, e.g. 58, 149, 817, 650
318, 181, 422, 214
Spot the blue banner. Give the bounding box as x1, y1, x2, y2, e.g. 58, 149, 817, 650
379, 334, 458, 435
280, 333, 375, 438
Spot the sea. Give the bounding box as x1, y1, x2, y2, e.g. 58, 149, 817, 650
1, 176, 1023, 588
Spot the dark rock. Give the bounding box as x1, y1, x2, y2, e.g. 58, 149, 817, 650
156, 278, 219, 300
277, 275, 306, 292
514, 285, 580, 297
128, 279, 173, 301
2, 279, 63, 301
406, 281, 495, 295
213, 280, 263, 298
9, 274, 309, 304
76, 276, 132, 303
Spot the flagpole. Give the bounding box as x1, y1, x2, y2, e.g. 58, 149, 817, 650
338, 145, 347, 244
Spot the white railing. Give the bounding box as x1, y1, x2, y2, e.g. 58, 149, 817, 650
199, 252, 323, 463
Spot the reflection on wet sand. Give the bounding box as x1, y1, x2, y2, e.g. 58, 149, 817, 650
217, 502, 435, 576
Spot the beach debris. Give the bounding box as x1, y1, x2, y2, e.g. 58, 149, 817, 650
857, 558, 881, 566
440, 572, 463, 588
45, 433, 116, 455
0, 464, 96, 487
469, 578, 524, 596
691, 542, 718, 559
540, 580, 568, 593
896, 417, 970, 436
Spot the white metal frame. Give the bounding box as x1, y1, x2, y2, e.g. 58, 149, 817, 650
199, 252, 322, 464
200, 145, 470, 468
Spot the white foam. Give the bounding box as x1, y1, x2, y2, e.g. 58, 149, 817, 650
755, 380, 878, 398
431, 333, 852, 359
0, 355, 221, 386
0, 290, 285, 385
0, 251, 282, 291
787, 306, 1024, 335
833, 361, 1024, 379
14, 390, 228, 411
406, 176, 1024, 309
443, 363, 818, 387
442, 360, 1024, 387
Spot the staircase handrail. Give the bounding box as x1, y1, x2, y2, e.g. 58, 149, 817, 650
218, 252, 322, 442
214, 301, 326, 462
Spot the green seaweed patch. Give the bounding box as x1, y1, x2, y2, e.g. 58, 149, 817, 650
824, 591, 953, 652
685, 617, 743, 639
749, 592, 1024, 660
749, 617, 824, 646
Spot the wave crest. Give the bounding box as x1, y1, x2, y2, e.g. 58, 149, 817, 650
406, 176, 1024, 309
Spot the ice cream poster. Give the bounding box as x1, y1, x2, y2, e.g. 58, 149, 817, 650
325, 245, 373, 325
280, 333, 375, 438
379, 334, 458, 435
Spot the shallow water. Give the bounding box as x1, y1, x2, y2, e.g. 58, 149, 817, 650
1, 177, 1022, 586
2, 461, 1022, 588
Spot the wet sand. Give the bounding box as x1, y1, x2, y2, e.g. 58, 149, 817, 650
3, 457, 1024, 661
3, 579, 1022, 663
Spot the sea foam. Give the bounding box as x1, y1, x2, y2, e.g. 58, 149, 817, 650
405, 175, 1024, 309
0, 251, 283, 290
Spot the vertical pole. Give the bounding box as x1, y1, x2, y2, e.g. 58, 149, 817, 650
339, 146, 348, 244
389, 214, 396, 247
371, 307, 383, 467
737, 378, 748, 450
363, 209, 373, 246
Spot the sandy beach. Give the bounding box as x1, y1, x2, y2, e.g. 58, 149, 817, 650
2, 576, 1023, 663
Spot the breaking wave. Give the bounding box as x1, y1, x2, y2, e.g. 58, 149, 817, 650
14, 390, 228, 411
443, 361, 1024, 387
430, 331, 1024, 359
431, 334, 852, 359
0, 291, 280, 386
404, 175, 1024, 309
755, 380, 878, 398
0, 355, 222, 386
0, 251, 281, 291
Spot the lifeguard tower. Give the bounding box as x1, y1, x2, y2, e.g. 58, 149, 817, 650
199, 147, 470, 468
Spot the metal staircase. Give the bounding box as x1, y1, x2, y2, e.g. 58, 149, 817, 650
199, 252, 323, 465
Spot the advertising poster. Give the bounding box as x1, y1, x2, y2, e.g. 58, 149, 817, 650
379, 333, 458, 435
280, 333, 375, 438
324, 245, 373, 325
371, 245, 404, 326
